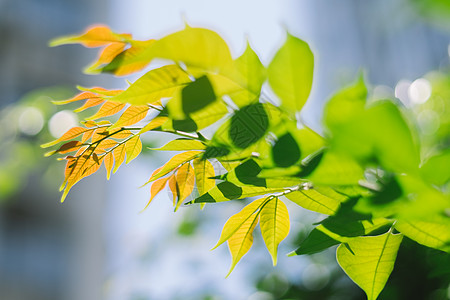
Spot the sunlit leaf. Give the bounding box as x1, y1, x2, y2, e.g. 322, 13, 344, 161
125, 135, 142, 164
168, 173, 178, 206
152, 139, 206, 151
84, 42, 126, 73
395, 220, 450, 252
259, 197, 290, 265
174, 163, 195, 211
111, 65, 191, 106
41, 127, 90, 148
104, 152, 114, 180
74, 97, 105, 112
192, 158, 216, 196
109, 105, 149, 130
49, 25, 131, 48
147, 151, 203, 182
420, 149, 450, 186
86, 101, 126, 120
52, 91, 102, 105
336, 232, 403, 300
285, 187, 345, 215
268, 33, 314, 113
112, 144, 126, 173
142, 176, 170, 211
139, 116, 169, 134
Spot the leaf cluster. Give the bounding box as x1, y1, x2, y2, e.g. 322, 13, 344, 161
45, 24, 450, 299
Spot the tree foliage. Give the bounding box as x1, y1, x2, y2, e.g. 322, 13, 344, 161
44, 24, 450, 299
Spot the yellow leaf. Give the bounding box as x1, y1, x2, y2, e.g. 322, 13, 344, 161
112, 144, 126, 173
104, 152, 114, 180
84, 42, 126, 73
125, 135, 142, 164
168, 173, 178, 206
152, 139, 206, 151
52, 91, 102, 105
139, 116, 169, 134
49, 25, 131, 48
109, 105, 149, 130
142, 176, 170, 211
173, 163, 195, 211
226, 212, 259, 277
259, 197, 290, 265
74, 97, 105, 112
213, 198, 266, 250
147, 151, 202, 182
77, 86, 123, 96
192, 158, 215, 195
86, 101, 126, 120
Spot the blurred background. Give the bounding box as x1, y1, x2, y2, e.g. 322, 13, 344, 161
0, 0, 449, 299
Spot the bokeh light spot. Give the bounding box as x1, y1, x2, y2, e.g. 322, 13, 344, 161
48, 110, 78, 138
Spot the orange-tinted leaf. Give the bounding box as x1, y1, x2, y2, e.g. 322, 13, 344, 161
142, 176, 170, 211
109, 105, 149, 130
85, 42, 126, 73
82, 120, 111, 128
57, 140, 83, 154
125, 135, 142, 164
41, 127, 90, 148
168, 173, 178, 206
110, 129, 133, 139
86, 101, 126, 120
148, 151, 203, 182
112, 144, 126, 173
95, 139, 119, 154
104, 152, 114, 180
52, 91, 102, 105
100, 39, 156, 76
77, 86, 124, 97
49, 25, 131, 48
81, 130, 94, 143
174, 163, 195, 211
74, 97, 105, 112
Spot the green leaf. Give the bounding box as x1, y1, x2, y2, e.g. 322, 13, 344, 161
110, 65, 191, 105
288, 228, 339, 256
151, 139, 206, 151
272, 132, 301, 168
268, 33, 314, 113
259, 197, 290, 265
285, 187, 346, 215
395, 220, 450, 253
192, 158, 216, 196
420, 149, 450, 186
336, 232, 403, 300
212, 198, 266, 250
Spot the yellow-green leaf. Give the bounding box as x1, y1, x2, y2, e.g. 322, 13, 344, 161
213, 198, 266, 250
111, 65, 191, 106
226, 212, 259, 277
104, 152, 114, 180
112, 144, 126, 173
174, 163, 195, 211
86, 101, 126, 120
259, 197, 290, 265
125, 135, 142, 164
285, 187, 346, 215
395, 220, 450, 252
148, 151, 202, 182
152, 139, 206, 151
109, 105, 149, 130
192, 158, 215, 195
268, 33, 314, 113
138, 116, 169, 134
336, 232, 403, 300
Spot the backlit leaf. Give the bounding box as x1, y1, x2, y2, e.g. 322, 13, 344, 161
111, 65, 191, 106
192, 158, 216, 196
109, 105, 149, 130
112, 144, 126, 173
138, 116, 169, 134
52, 91, 102, 105
226, 212, 259, 277
74, 97, 105, 112
259, 197, 290, 265
84, 42, 126, 72
41, 127, 90, 148
147, 151, 203, 182
336, 232, 403, 300
142, 176, 170, 211
104, 152, 114, 180
125, 135, 142, 164
86, 101, 126, 120
174, 163, 195, 211
268, 33, 314, 113
395, 220, 450, 252
152, 139, 206, 151
285, 187, 345, 215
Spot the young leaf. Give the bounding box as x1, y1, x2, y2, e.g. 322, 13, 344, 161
125, 135, 142, 164
174, 163, 195, 211
84, 42, 126, 73
138, 116, 169, 134
49, 25, 131, 48
336, 232, 403, 300
268, 33, 314, 113
147, 151, 203, 182
41, 127, 90, 148
111, 65, 192, 106
152, 139, 206, 151
104, 152, 114, 180
213, 198, 266, 250
192, 158, 215, 195
285, 187, 345, 215
226, 210, 260, 276
112, 144, 126, 173
52, 91, 102, 105
73, 97, 105, 112
142, 176, 170, 211
168, 173, 178, 206
395, 220, 450, 253
109, 105, 149, 130
259, 197, 290, 265
86, 101, 126, 120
